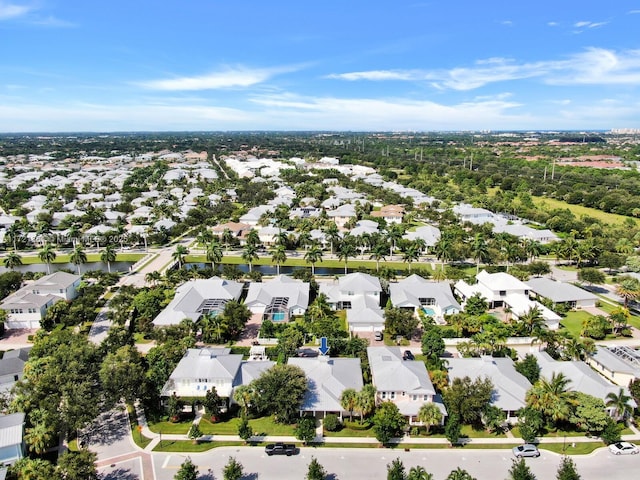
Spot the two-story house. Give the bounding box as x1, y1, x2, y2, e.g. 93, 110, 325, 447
245, 275, 310, 323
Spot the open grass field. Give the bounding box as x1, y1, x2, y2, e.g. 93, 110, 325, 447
560, 310, 593, 338
531, 196, 635, 226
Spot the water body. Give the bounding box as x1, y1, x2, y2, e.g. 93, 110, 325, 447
186, 262, 399, 277
0, 261, 135, 275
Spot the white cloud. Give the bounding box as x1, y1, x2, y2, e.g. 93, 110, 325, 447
138, 66, 295, 91
628, 10, 640, 14
327, 48, 640, 91
0, 1, 31, 20
500, 20, 513, 26
547, 22, 559, 27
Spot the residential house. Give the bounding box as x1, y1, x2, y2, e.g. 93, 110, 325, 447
367, 346, 446, 425
0, 272, 81, 329
288, 356, 363, 419
239, 205, 274, 226
586, 345, 640, 387
526, 277, 598, 309
152, 277, 243, 327
370, 205, 405, 224
403, 225, 441, 248
446, 356, 531, 423
389, 275, 461, 324
245, 275, 310, 322
533, 351, 637, 416
0, 347, 31, 395
455, 270, 561, 330
319, 273, 384, 333
327, 204, 357, 230
0, 412, 25, 465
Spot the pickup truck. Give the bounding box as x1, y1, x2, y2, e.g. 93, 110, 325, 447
264, 442, 297, 456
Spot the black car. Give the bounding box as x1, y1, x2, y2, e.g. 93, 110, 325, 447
265, 442, 297, 456
403, 350, 415, 360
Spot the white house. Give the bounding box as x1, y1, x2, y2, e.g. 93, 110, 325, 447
327, 204, 357, 230
446, 356, 531, 424
526, 277, 598, 309
288, 356, 363, 419
153, 277, 243, 327
367, 346, 446, 425
245, 275, 310, 322
0, 272, 81, 329
586, 346, 640, 387
389, 275, 461, 324
0, 412, 25, 465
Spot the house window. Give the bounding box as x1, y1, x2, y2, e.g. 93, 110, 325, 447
419, 298, 435, 306
341, 301, 352, 309
347, 291, 354, 296
28, 308, 36, 314
499, 290, 506, 297
389, 392, 395, 400
59, 289, 64, 293
412, 395, 418, 401
381, 392, 387, 399
14, 375, 19, 381
423, 395, 428, 401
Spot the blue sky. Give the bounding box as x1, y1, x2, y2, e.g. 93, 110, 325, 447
1, 1, 640, 132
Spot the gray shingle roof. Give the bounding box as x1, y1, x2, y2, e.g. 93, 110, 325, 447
526, 277, 598, 303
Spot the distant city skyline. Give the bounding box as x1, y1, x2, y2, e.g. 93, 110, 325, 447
1, 1, 639, 132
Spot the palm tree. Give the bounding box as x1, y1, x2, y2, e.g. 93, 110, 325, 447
408, 466, 434, 480
517, 306, 545, 336
369, 242, 388, 272
526, 372, 574, 424
304, 244, 323, 276
233, 385, 255, 416
522, 238, 542, 262
67, 223, 80, 247
605, 388, 633, 423
433, 233, 453, 268
172, 245, 189, 269
196, 228, 213, 248
145, 271, 162, 286
24, 422, 53, 454
297, 230, 312, 251
70, 244, 87, 275
221, 228, 234, 253
338, 241, 357, 275
6, 223, 20, 251
3, 251, 23, 270
270, 245, 287, 275
206, 239, 223, 271
401, 243, 420, 273
615, 277, 640, 308
417, 402, 442, 435
470, 233, 490, 274
354, 384, 376, 424
241, 243, 259, 273
38, 243, 57, 275
100, 244, 117, 273
245, 228, 260, 248
340, 388, 358, 421
446, 468, 475, 480
386, 223, 404, 258
324, 223, 340, 255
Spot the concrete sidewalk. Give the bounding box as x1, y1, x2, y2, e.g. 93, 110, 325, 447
133, 403, 640, 450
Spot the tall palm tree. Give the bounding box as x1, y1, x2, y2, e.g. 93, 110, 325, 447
401, 243, 420, 273
386, 223, 404, 258
521, 238, 542, 262
245, 228, 260, 248
196, 228, 213, 248
355, 384, 376, 424
324, 223, 341, 255
369, 242, 388, 272
67, 223, 80, 247
270, 244, 287, 275
446, 468, 475, 480
3, 251, 23, 270
6, 223, 20, 251
38, 243, 57, 274
338, 241, 357, 275
241, 243, 259, 273
340, 388, 358, 421
517, 306, 545, 336
297, 230, 311, 251
605, 388, 633, 423
433, 233, 453, 268
172, 245, 189, 269
417, 402, 443, 434
221, 228, 234, 253
70, 244, 87, 275
145, 271, 162, 286
470, 233, 490, 274
100, 244, 117, 273
304, 244, 323, 276
206, 239, 223, 271
526, 372, 574, 424
615, 277, 640, 308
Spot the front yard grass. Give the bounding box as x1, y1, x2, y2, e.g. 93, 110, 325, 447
559, 311, 593, 338
199, 415, 296, 436
126, 404, 153, 449
147, 419, 192, 435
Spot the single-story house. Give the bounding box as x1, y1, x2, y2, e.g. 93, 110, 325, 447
586, 345, 640, 387
245, 275, 310, 322
0, 347, 31, 395
153, 277, 243, 327
525, 277, 598, 309
389, 275, 461, 324
288, 356, 363, 419
0, 412, 25, 465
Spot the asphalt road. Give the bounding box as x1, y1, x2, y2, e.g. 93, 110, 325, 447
150, 446, 640, 480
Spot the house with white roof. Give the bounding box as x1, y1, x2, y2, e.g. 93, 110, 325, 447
161, 348, 274, 405
446, 356, 531, 423
0, 412, 25, 465
239, 205, 275, 226
327, 204, 357, 230
153, 277, 243, 327
288, 356, 363, 419
526, 277, 597, 309
319, 273, 384, 333
455, 270, 561, 330
0, 272, 81, 329
367, 346, 446, 425
350, 219, 380, 237
533, 351, 637, 416
586, 345, 640, 387
0, 347, 31, 395
453, 204, 494, 223
245, 275, 310, 322
390, 275, 461, 324
403, 225, 441, 248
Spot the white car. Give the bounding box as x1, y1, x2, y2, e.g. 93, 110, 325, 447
608, 442, 639, 455
512, 444, 540, 458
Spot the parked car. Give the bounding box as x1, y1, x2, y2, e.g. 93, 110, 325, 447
374, 331, 383, 341
402, 350, 415, 360
512, 444, 540, 458
265, 443, 297, 456
608, 441, 639, 455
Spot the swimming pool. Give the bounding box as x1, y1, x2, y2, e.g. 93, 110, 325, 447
422, 307, 435, 316
272, 311, 286, 321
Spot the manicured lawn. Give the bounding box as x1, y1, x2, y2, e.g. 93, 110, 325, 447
15, 252, 144, 265
153, 440, 243, 452
459, 424, 507, 439
559, 311, 593, 338
596, 300, 640, 330
133, 333, 154, 344
324, 421, 375, 438
147, 419, 192, 435
126, 404, 153, 449
199, 416, 296, 436
531, 196, 634, 226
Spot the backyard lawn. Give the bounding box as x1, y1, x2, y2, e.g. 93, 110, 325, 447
560, 310, 593, 338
